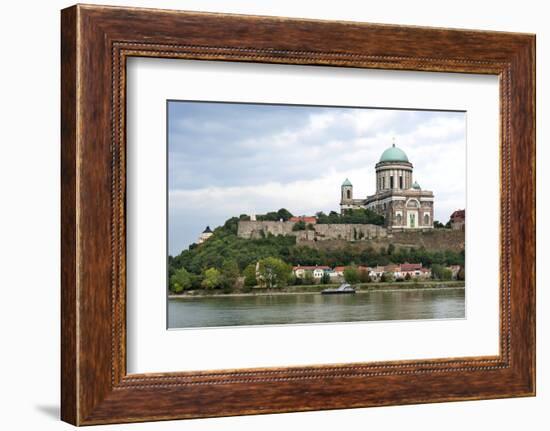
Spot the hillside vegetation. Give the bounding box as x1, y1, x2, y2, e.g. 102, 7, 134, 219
168, 211, 465, 292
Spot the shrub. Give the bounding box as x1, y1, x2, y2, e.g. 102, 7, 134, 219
359, 269, 371, 283
257, 257, 292, 288
169, 267, 192, 293
431, 264, 453, 281
201, 268, 222, 289
344, 265, 360, 284
243, 263, 257, 287
380, 272, 395, 282
292, 221, 306, 231
220, 259, 240, 289
303, 270, 315, 285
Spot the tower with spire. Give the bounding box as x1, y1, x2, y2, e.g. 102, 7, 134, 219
197, 226, 214, 244
340, 178, 354, 210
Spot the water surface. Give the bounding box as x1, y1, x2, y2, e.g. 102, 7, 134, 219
168, 288, 465, 329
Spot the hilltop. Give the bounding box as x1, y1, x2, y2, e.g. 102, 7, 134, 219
169, 211, 465, 292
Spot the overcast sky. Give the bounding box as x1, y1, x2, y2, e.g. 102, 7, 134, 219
168, 101, 466, 255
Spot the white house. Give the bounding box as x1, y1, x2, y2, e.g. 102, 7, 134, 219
293, 266, 330, 279
369, 266, 386, 280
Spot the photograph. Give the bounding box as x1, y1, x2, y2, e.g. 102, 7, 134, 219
167, 101, 467, 328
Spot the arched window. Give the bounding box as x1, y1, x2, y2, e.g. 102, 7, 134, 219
346, 190, 351, 199
424, 214, 430, 225
406, 199, 419, 208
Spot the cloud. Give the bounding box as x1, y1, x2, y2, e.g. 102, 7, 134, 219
168, 102, 466, 254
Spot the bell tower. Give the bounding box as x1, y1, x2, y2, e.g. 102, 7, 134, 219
341, 178, 353, 200
340, 178, 354, 213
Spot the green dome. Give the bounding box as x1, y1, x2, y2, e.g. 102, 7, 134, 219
342, 178, 352, 187
379, 144, 409, 163
412, 181, 421, 190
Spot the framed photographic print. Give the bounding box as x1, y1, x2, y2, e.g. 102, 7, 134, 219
164, 100, 466, 330
61, 4, 535, 425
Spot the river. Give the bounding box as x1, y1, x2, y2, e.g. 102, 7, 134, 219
168, 288, 465, 329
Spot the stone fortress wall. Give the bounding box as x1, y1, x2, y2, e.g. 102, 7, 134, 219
237, 220, 464, 252
237, 220, 387, 242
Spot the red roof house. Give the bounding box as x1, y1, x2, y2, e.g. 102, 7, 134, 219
289, 216, 317, 224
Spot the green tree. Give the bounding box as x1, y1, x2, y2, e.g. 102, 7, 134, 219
381, 272, 395, 282
344, 265, 360, 284
190, 273, 203, 290
433, 220, 445, 229
321, 272, 331, 284
303, 270, 315, 285
221, 216, 240, 234
257, 257, 292, 288
292, 221, 306, 231
243, 263, 257, 287
220, 259, 240, 289
431, 264, 452, 281
169, 267, 192, 293
316, 208, 384, 225
201, 268, 222, 289
277, 208, 293, 221
457, 266, 465, 281
359, 268, 371, 283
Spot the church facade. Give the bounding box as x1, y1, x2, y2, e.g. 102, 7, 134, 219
340, 143, 434, 230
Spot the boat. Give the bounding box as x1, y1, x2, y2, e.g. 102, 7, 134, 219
321, 283, 356, 295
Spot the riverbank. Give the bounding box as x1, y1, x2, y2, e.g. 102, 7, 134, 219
169, 280, 465, 298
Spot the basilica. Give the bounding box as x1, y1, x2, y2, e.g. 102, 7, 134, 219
340, 143, 434, 229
